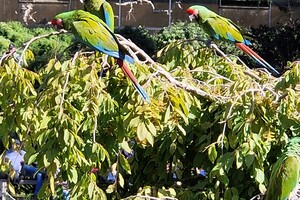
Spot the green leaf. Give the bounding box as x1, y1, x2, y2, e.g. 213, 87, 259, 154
40, 115, 51, 129
254, 168, 264, 184
245, 153, 255, 168
235, 150, 243, 169
69, 167, 78, 184
137, 122, 147, 141
177, 124, 186, 136
224, 188, 232, 200
27, 153, 38, 165
146, 121, 157, 136
88, 182, 94, 198
169, 143, 176, 155
118, 172, 125, 188
164, 104, 171, 123
119, 153, 131, 174
121, 140, 132, 154
106, 184, 115, 194
208, 144, 217, 164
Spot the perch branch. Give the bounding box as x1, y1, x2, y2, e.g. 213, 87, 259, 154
122, 195, 178, 200
58, 51, 79, 118
116, 34, 221, 101
15, 29, 68, 81
116, 0, 155, 10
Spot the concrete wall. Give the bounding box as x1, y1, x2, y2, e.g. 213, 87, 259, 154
0, 0, 299, 29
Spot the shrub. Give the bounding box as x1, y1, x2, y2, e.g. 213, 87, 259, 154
116, 26, 156, 56
0, 22, 73, 70
251, 20, 300, 72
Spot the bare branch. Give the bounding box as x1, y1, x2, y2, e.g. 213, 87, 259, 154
116, 34, 220, 101
58, 51, 79, 119
21, 3, 36, 25
116, 0, 155, 10
15, 29, 68, 80
116, 0, 155, 20
122, 195, 178, 200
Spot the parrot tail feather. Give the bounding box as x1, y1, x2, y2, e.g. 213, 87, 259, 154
236, 43, 280, 76
116, 59, 151, 103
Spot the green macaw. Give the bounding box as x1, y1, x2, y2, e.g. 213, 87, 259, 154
51, 10, 150, 102
265, 137, 300, 200
80, 0, 115, 32
186, 5, 280, 76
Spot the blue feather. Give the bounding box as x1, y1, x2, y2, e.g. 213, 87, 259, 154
226, 32, 236, 43
104, 11, 112, 30
243, 39, 251, 45
79, 39, 134, 64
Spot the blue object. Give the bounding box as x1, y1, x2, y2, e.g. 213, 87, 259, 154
198, 169, 207, 177
62, 189, 70, 200
5, 149, 26, 173
22, 164, 45, 196
106, 171, 117, 183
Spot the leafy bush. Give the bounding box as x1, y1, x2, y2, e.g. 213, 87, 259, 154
1, 19, 300, 200
251, 20, 300, 71
153, 21, 209, 50
116, 26, 156, 56
0, 21, 73, 70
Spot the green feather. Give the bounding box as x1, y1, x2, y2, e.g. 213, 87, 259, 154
188, 5, 251, 44
53, 10, 132, 63
83, 0, 115, 32
265, 137, 300, 200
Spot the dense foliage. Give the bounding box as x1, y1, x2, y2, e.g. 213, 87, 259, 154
116, 26, 157, 57
0, 21, 300, 200
0, 21, 73, 70
251, 19, 300, 72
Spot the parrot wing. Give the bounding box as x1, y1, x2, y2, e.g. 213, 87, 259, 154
204, 15, 249, 44
266, 156, 300, 200
102, 1, 115, 32
204, 14, 279, 75
71, 15, 133, 63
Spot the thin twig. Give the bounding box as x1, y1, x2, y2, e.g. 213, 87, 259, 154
58, 51, 79, 119
122, 195, 178, 200
117, 34, 221, 101
189, 69, 233, 83
15, 29, 68, 81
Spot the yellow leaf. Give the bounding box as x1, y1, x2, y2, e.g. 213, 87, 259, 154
49, 173, 55, 194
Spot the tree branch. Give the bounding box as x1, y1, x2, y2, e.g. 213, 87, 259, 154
116, 34, 220, 101
15, 29, 68, 81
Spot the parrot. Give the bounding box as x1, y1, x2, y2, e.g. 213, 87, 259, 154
79, 0, 115, 32
186, 5, 280, 76
51, 10, 150, 102
265, 137, 300, 200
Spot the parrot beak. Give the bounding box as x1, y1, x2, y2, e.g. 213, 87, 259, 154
50, 19, 64, 29
186, 8, 197, 21
79, 0, 84, 3
188, 14, 195, 21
